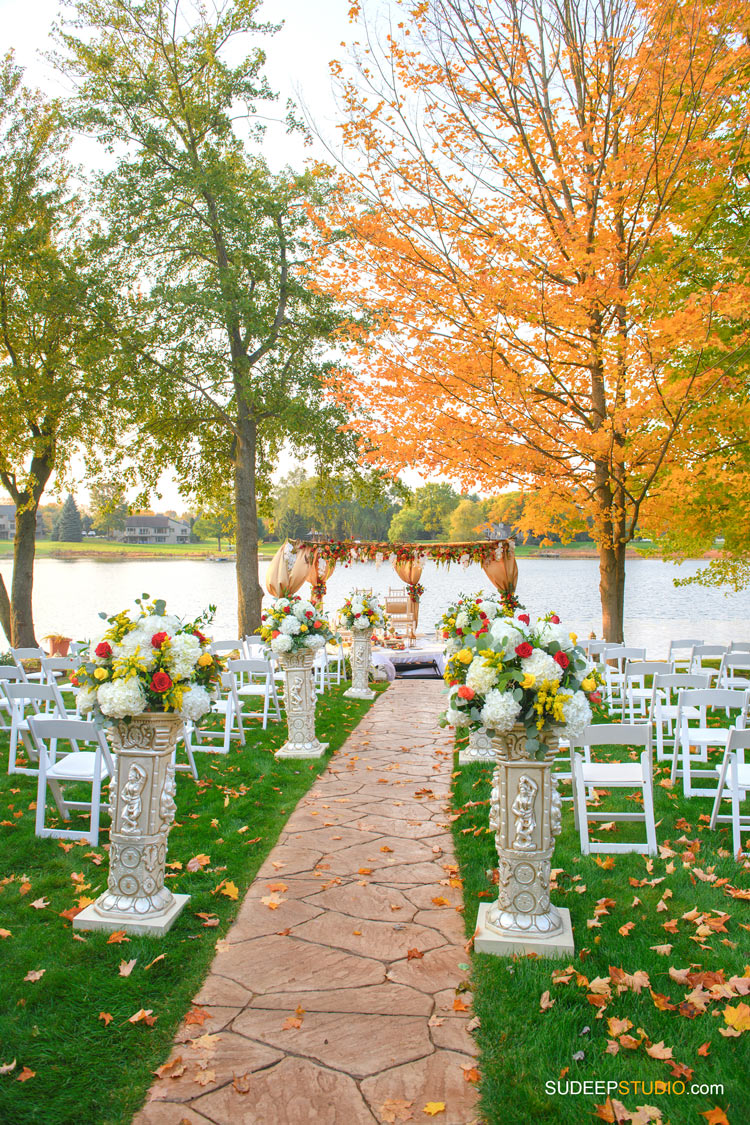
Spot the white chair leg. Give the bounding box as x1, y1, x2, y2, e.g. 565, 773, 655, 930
573, 753, 591, 854
731, 754, 743, 857
640, 751, 657, 856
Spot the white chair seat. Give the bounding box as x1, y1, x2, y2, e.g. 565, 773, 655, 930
578, 762, 645, 785
46, 750, 109, 782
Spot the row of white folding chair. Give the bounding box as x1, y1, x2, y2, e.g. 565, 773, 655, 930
570, 723, 657, 856
648, 672, 711, 761
622, 660, 674, 722
28, 715, 113, 846
710, 727, 750, 857
669, 687, 750, 798
598, 647, 647, 714
717, 653, 750, 691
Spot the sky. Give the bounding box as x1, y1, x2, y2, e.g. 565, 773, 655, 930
0, 0, 427, 513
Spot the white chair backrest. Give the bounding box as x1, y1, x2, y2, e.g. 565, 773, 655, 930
11, 647, 45, 661
0, 666, 25, 683
690, 644, 727, 669
210, 640, 244, 654
570, 722, 652, 750
228, 657, 273, 677
624, 660, 672, 680
729, 641, 750, 653
668, 638, 703, 658
719, 653, 750, 685
3, 680, 68, 718
41, 656, 78, 678
677, 687, 750, 723
28, 715, 113, 767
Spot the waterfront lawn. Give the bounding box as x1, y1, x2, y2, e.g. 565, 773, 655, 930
0, 539, 283, 559
0, 683, 386, 1125
453, 733, 749, 1125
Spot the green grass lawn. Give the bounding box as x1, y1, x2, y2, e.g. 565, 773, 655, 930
0, 540, 284, 559
0, 683, 386, 1125
452, 730, 749, 1125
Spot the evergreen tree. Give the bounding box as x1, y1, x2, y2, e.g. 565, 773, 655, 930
58, 494, 83, 542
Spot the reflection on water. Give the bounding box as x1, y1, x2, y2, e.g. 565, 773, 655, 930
1, 554, 748, 657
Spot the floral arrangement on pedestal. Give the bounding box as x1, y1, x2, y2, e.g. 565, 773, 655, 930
338, 591, 387, 632
261, 595, 335, 654
74, 597, 224, 722
437, 592, 522, 654
440, 611, 604, 758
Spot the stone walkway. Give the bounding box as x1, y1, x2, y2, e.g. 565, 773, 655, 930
134, 681, 480, 1125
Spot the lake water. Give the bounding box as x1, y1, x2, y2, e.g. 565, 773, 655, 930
2, 555, 748, 657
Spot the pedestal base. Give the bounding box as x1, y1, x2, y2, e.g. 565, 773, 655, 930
343, 686, 376, 700
73, 894, 189, 938
275, 740, 329, 759
458, 749, 495, 764
474, 902, 574, 958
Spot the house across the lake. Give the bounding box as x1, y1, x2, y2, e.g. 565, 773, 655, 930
0, 504, 45, 540
121, 515, 191, 545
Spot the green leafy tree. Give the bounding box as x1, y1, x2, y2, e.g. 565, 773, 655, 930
0, 57, 124, 644
90, 480, 128, 538
58, 0, 361, 634
57, 494, 83, 542
388, 506, 427, 542
412, 483, 461, 539
447, 498, 488, 541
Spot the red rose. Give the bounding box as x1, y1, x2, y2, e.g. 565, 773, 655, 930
589, 690, 602, 704
314, 620, 322, 629
550, 614, 560, 624
271, 630, 280, 638
151, 631, 168, 649
554, 651, 570, 669
515, 642, 533, 658
305, 610, 314, 618
479, 611, 487, 620
457, 685, 475, 700
193, 629, 208, 644
456, 628, 463, 636
94, 641, 112, 659
284, 606, 291, 614
150, 671, 172, 693
70, 675, 79, 686
518, 613, 530, 625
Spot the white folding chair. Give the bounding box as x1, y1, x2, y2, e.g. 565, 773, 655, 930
667, 638, 704, 673
4, 680, 69, 776
324, 641, 345, 687
228, 657, 282, 729
671, 687, 750, 797
709, 727, 750, 857
571, 723, 657, 855
209, 640, 244, 659
718, 653, 750, 692
602, 647, 646, 715
313, 647, 329, 694
0, 665, 25, 731
41, 655, 80, 713
28, 716, 113, 846
689, 644, 727, 685
729, 641, 750, 653
242, 634, 265, 657
191, 672, 245, 755
649, 672, 710, 762
585, 639, 610, 661
11, 647, 45, 683
623, 660, 673, 723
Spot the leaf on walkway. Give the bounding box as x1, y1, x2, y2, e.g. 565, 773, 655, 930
184, 1008, 210, 1026
423, 1104, 445, 1117
407, 948, 424, 960
154, 1056, 185, 1079
379, 1098, 414, 1122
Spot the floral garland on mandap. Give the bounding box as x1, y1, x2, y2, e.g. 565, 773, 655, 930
440, 611, 604, 759
74, 597, 224, 722
261, 595, 336, 655
338, 591, 387, 631
437, 591, 523, 651
294, 538, 513, 567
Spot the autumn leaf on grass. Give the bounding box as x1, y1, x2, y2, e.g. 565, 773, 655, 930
646, 1041, 673, 1061
650, 944, 672, 956
379, 1098, 414, 1122
16, 1067, 35, 1082
593, 856, 615, 869
0, 929, 11, 939
607, 1017, 632, 1037
23, 969, 45, 983
423, 1104, 445, 1117
0, 1060, 16, 1075
196, 912, 219, 927
119, 959, 137, 978
218, 880, 239, 900
697, 1042, 711, 1057
106, 930, 129, 945
539, 991, 555, 1011
98, 1013, 113, 1025
618, 922, 635, 937
595, 1098, 630, 1123
700, 1109, 730, 1125
30, 898, 49, 910
154, 1056, 185, 1079
128, 1008, 157, 1026
723, 1002, 750, 1032
186, 854, 211, 872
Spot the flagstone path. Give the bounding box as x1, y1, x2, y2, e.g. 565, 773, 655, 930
133, 681, 480, 1125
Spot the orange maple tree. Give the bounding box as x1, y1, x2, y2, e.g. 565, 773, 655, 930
325, 0, 750, 638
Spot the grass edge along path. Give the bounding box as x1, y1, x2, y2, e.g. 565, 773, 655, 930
0, 683, 387, 1125
451, 729, 749, 1125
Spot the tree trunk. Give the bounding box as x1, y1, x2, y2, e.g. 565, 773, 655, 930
11, 507, 40, 647
234, 409, 263, 636
0, 572, 11, 645
598, 539, 626, 642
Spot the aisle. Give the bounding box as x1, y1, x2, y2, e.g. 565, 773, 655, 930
134, 682, 479, 1125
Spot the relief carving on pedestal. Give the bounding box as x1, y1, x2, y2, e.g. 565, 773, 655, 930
511, 774, 538, 850
120, 763, 147, 835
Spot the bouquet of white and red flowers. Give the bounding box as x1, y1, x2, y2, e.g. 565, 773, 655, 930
261, 595, 335, 655
338, 591, 387, 632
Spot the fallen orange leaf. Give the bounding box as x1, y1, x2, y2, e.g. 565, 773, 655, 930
423, 1104, 445, 1117
98, 1012, 113, 1025
106, 931, 129, 945
16, 1067, 35, 1082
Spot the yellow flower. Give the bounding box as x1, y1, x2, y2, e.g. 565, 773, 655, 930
457, 648, 473, 664
569, 632, 578, 644
581, 676, 595, 691
197, 652, 213, 667
521, 673, 535, 689
300, 624, 308, 633
93, 667, 108, 681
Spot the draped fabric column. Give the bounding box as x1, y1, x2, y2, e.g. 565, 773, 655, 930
393, 557, 424, 628
481, 540, 519, 593
305, 549, 336, 607
265, 541, 311, 598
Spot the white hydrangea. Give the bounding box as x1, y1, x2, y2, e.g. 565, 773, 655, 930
466, 657, 499, 696
179, 683, 212, 721
480, 689, 522, 732
488, 621, 523, 652
76, 686, 97, 714
167, 633, 202, 679
539, 621, 575, 652
444, 639, 461, 657
280, 616, 301, 635
521, 649, 563, 683
455, 610, 470, 630
561, 691, 592, 739
445, 705, 471, 728
139, 613, 181, 635
303, 633, 326, 649
350, 598, 365, 615
352, 615, 372, 631
117, 628, 157, 666
97, 677, 147, 718
270, 634, 294, 653
480, 601, 499, 619
294, 600, 315, 619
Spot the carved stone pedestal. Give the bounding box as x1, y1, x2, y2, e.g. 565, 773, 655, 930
277, 648, 328, 758
458, 724, 494, 765
344, 627, 376, 700
74, 713, 188, 937
474, 724, 574, 958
